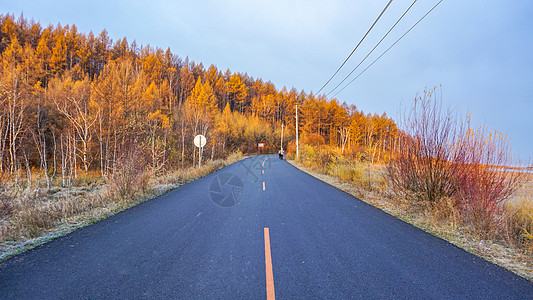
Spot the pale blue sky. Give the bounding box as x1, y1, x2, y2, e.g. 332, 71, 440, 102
2, 0, 532, 161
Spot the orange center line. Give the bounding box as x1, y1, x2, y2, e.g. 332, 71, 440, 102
264, 228, 275, 300
263, 181, 266, 191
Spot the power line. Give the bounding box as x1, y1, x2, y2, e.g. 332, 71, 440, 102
332, 0, 444, 98
316, 0, 394, 95
326, 0, 419, 97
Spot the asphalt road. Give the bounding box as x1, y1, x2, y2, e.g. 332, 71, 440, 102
1, 155, 532, 299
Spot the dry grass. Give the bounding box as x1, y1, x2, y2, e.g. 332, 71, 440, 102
289, 159, 533, 281
505, 174, 533, 253
295, 144, 387, 199
0, 152, 243, 262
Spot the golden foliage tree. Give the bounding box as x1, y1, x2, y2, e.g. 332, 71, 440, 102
227, 73, 247, 112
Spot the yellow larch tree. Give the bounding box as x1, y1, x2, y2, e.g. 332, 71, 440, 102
227, 73, 247, 113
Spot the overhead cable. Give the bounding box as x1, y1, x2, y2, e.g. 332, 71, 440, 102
332, 0, 444, 98
316, 0, 394, 95
326, 0, 419, 97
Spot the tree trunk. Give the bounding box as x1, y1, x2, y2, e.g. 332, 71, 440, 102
181, 118, 185, 168
99, 115, 105, 178
52, 131, 57, 182
22, 149, 31, 188
60, 134, 66, 187
73, 134, 78, 179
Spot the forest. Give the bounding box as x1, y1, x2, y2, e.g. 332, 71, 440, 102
0, 13, 397, 188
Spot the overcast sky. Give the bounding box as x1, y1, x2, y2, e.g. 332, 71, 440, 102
2, 0, 532, 161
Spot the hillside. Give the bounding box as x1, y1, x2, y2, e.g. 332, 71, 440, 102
0, 13, 397, 185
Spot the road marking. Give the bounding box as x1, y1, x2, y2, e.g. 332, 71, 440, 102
263, 181, 266, 191
262, 157, 269, 167
262, 169, 264, 175
264, 228, 275, 300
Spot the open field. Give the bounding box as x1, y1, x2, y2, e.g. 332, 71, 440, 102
510, 173, 533, 202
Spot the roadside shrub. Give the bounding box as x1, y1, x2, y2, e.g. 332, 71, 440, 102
107, 146, 149, 201
319, 150, 386, 197
387, 87, 526, 235
16, 201, 57, 238
226, 151, 244, 164
298, 144, 316, 166
315, 147, 332, 173
0, 172, 13, 218
454, 124, 525, 235
303, 133, 325, 146
387, 88, 463, 207
427, 196, 460, 225
0, 193, 13, 218
298, 144, 332, 173
72, 171, 104, 187
328, 158, 353, 182
344, 145, 364, 161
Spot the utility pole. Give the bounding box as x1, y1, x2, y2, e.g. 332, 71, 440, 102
280, 124, 284, 152
295, 105, 299, 159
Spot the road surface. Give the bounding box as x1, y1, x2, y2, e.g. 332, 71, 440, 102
1, 155, 532, 299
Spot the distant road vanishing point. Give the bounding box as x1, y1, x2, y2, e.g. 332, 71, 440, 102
1, 155, 532, 299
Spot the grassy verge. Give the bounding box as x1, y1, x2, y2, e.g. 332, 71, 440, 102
0, 152, 243, 262
289, 158, 533, 281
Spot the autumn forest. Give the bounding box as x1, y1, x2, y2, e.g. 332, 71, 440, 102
0, 14, 397, 187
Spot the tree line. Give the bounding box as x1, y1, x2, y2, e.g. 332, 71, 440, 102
0, 13, 398, 187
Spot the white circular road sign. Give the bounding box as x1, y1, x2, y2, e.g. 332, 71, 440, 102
194, 134, 207, 148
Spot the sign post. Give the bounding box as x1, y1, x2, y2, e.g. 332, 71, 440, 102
194, 135, 207, 168
258, 143, 264, 154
